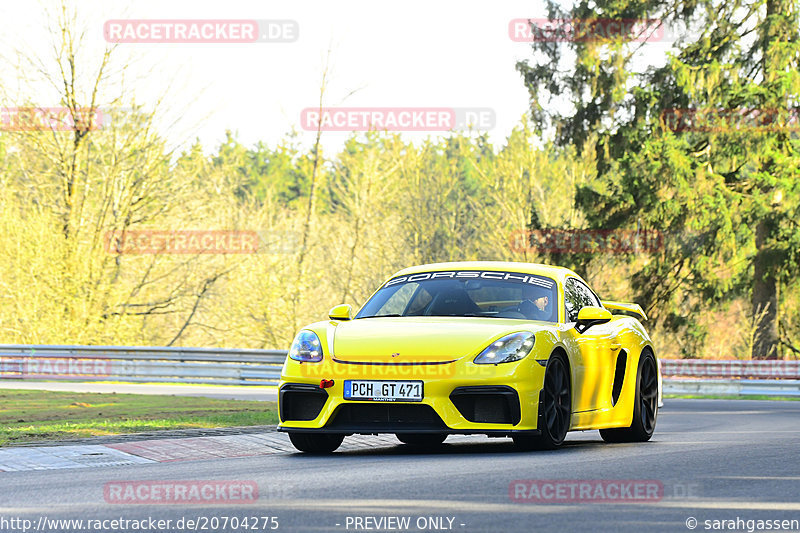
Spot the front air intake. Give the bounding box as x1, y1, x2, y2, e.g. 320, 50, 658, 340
450, 386, 521, 425
326, 404, 447, 432
280, 384, 328, 421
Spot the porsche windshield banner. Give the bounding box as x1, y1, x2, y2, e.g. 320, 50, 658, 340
384, 271, 555, 289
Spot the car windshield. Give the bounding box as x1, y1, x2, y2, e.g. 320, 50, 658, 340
355, 270, 558, 322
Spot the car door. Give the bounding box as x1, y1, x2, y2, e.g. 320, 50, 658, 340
563, 277, 620, 413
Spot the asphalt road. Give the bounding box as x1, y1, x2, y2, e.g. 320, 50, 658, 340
1, 399, 799, 533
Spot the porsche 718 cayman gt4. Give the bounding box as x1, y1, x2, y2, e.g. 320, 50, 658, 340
278, 261, 659, 453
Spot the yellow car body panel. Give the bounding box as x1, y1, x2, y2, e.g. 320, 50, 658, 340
278, 261, 656, 440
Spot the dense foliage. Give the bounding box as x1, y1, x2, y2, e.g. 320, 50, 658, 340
1, 1, 798, 359
517, 0, 800, 358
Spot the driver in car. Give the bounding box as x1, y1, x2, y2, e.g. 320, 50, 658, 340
518, 291, 553, 321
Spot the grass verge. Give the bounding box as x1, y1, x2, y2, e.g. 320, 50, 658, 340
0, 390, 277, 446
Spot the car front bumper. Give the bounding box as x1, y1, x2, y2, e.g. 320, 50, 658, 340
277, 357, 546, 435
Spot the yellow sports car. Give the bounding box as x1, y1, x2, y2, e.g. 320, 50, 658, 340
278, 261, 658, 453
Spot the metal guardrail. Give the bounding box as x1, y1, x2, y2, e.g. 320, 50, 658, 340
1, 346, 799, 395
0, 345, 287, 385
660, 359, 800, 396
662, 379, 800, 396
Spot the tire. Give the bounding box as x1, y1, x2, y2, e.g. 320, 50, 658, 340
514, 353, 571, 450
600, 349, 659, 443
396, 433, 447, 447
288, 432, 344, 453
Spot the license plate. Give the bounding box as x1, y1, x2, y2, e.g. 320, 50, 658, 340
343, 380, 423, 402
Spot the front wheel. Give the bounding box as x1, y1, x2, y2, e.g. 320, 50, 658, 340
514, 354, 571, 450
600, 350, 658, 443
288, 432, 344, 453
396, 433, 447, 447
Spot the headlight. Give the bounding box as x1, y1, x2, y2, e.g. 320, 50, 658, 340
289, 330, 324, 362
473, 332, 535, 364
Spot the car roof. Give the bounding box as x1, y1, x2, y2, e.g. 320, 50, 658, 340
390, 261, 581, 285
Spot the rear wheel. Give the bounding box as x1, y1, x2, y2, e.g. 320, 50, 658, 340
514, 354, 571, 450
600, 349, 658, 443
396, 433, 447, 447
288, 432, 344, 453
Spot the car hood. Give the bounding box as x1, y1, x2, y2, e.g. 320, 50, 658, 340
330, 317, 549, 363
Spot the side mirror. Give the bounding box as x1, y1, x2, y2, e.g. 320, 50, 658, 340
328, 304, 352, 321
575, 306, 613, 333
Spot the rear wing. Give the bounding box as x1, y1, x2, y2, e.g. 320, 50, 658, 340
601, 300, 647, 321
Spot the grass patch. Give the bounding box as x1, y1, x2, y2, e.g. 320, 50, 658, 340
0, 390, 277, 446
664, 394, 800, 401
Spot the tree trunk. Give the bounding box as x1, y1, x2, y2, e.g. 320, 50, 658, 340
751, 218, 778, 359
750, 0, 786, 361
